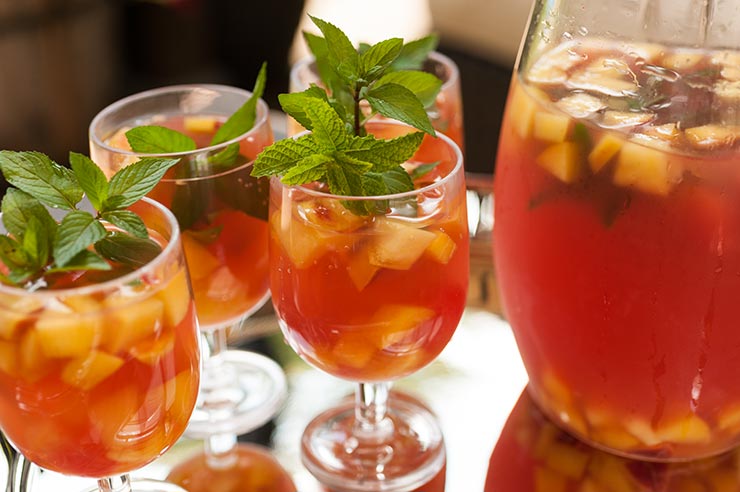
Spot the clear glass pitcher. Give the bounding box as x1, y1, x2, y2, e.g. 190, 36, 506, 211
494, 0, 740, 461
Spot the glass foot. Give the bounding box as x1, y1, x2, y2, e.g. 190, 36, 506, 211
301, 391, 446, 492
166, 443, 295, 492
185, 350, 287, 438
87, 478, 189, 492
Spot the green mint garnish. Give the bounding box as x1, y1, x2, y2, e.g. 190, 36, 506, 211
0, 151, 179, 288
251, 16, 442, 215
125, 62, 268, 168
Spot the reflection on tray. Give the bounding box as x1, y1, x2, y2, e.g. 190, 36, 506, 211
485, 389, 740, 492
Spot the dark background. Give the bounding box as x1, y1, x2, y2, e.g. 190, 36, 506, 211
0, 0, 512, 176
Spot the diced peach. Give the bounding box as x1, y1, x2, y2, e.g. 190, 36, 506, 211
543, 442, 589, 480
181, 233, 221, 281
298, 199, 368, 232
534, 466, 567, 492
0, 339, 17, 375
540, 371, 588, 436
685, 124, 740, 150
0, 311, 27, 341
35, 315, 98, 358
509, 84, 539, 139
586, 455, 634, 492
556, 93, 605, 119
184, 116, 217, 133
107, 126, 133, 152
654, 414, 711, 444
717, 403, 740, 432
536, 142, 583, 183
346, 249, 380, 291
103, 297, 164, 353
61, 294, 101, 313
0, 296, 41, 340
601, 110, 654, 128
368, 219, 436, 270
643, 123, 681, 142
534, 111, 571, 143
330, 333, 376, 369
19, 329, 53, 381
588, 134, 624, 173
613, 139, 675, 196
623, 418, 661, 446
61, 350, 124, 391
272, 211, 328, 268
662, 51, 703, 71
130, 330, 175, 366
591, 425, 642, 451
424, 231, 456, 264
367, 304, 434, 349
155, 268, 191, 328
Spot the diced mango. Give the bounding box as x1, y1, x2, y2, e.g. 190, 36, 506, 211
0, 339, 17, 375
35, 315, 98, 358
368, 219, 436, 270
586, 455, 634, 492
543, 442, 589, 480
424, 231, 456, 264
601, 110, 654, 128
0, 296, 41, 340
155, 268, 191, 328
183, 116, 216, 133
623, 418, 661, 446
588, 134, 624, 173
685, 124, 740, 150
613, 140, 675, 196
539, 371, 588, 437
536, 142, 583, 183
104, 297, 164, 353
130, 330, 175, 366
556, 93, 605, 119
368, 304, 434, 349
181, 233, 221, 281
0, 311, 27, 341
717, 403, 740, 432
655, 413, 711, 444
61, 294, 101, 313
330, 333, 376, 369
534, 466, 567, 492
298, 199, 368, 232
346, 248, 380, 291
272, 210, 328, 268
509, 84, 539, 139
591, 425, 642, 451
61, 350, 124, 391
19, 329, 53, 381
534, 111, 571, 143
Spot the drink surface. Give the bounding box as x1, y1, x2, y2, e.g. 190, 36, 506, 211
271, 124, 469, 382
0, 223, 200, 477
494, 39, 740, 459
97, 115, 273, 330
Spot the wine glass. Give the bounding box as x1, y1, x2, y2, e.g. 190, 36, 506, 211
288, 51, 465, 151
0, 197, 201, 492
494, 0, 740, 461
89, 85, 290, 485
269, 120, 468, 490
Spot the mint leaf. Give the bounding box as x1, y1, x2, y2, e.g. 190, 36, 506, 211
208, 142, 241, 167
367, 83, 436, 135
278, 87, 330, 131
361, 38, 403, 80
1, 189, 57, 240
47, 250, 111, 273
310, 15, 359, 82
377, 71, 442, 108
211, 62, 268, 145
0, 235, 30, 271
392, 34, 439, 71
126, 126, 196, 154
101, 210, 148, 238
105, 157, 180, 210
252, 135, 322, 177
53, 211, 107, 267
94, 233, 162, 268
0, 151, 82, 210
410, 161, 440, 180
382, 166, 415, 194
326, 160, 365, 199
344, 132, 425, 171
305, 99, 350, 150
281, 154, 332, 185
23, 217, 50, 269
69, 152, 109, 211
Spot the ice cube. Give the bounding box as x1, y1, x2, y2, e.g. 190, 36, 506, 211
367, 218, 436, 270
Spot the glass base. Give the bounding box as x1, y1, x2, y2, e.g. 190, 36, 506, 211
301, 391, 446, 492
84, 479, 188, 492
166, 443, 295, 492
185, 350, 287, 439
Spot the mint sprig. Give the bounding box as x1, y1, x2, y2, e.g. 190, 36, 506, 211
0, 151, 179, 288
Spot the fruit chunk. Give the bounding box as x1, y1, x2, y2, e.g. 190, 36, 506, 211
61, 294, 101, 313
508, 84, 539, 138
0, 296, 42, 340
181, 234, 221, 281
272, 210, 328, 268
715, 80, 740, 102
61, 350, 124, 390
298, 199, 368, 232
35, 315, 98, 358
654, 414, 711, 444
527, 43, 582, 86
156, 268, 191, 328
367, 219, 436, 270
346, 249, 380, 291
103, 297, 164, 353
556, 93, 605, 118
368, 304, 435, 349
129, 330, 175, 365
613, 139, 676, 196
19, 329, 53, 381
534, 466, 567, 492
0, 339, 17, 375
588, 134, 624, 172
184, 116, 216, 133
643, 123, 680, 142
536, 142, 582, 183
534, 112, 571, 143
424, 231, 456, 264
568, 58, 638, 96
685, 124, 740, 150
661, 51, 703, 71
601, 110, 654, 128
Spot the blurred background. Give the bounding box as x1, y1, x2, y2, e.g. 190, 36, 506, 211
0, 0, 531, 175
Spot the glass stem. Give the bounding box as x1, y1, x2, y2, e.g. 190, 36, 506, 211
97, 475, 132, 492
205, 432, 238, 469
354, 382, 393, 439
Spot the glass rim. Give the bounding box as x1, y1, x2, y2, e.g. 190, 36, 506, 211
0, 196, 182, 299
88, 83, 270, 161
291, 50, 460, 93
282, 120, 464, 202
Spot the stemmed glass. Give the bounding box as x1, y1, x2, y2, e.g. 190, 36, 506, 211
269, 120, 468, 490
288, 51, 465, 151
494, 0, 740, 461
89, 85, 290, 485
0, 197, 201, 492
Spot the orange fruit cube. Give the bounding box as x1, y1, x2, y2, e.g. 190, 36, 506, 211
61, 350, 124, 390
104, 297, 164, 353
368, 219, 436, 270
424, 231, 457, 264
155, 268, 191, 328
35, 314, 98, 359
